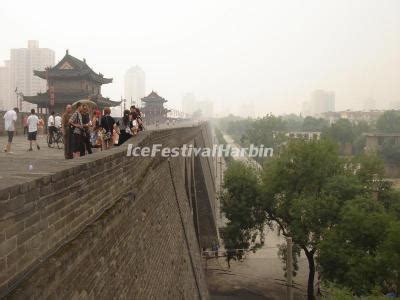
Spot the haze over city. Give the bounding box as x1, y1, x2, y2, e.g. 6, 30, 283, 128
0, 0, 399, 116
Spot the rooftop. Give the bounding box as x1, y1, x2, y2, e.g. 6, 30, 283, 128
33, 50, 112, 84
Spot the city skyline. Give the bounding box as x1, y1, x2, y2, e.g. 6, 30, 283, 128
0, 0, 399, 116
124, 66, 146, 108
0, 41, 55, 111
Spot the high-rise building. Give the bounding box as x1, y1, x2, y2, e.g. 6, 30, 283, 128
301, 90, 335, 116
301, 101, 312, 116
9, 40, 55, 111
182, 93, 196, 115
0, 60, 12, 110
124, 66, 145, 108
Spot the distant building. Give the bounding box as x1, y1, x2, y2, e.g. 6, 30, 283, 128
302, 90, 335, 116
286, 131, 321, 140
321, 110, 384, 125
182, 93, 214, 118
141, 91, 170, 124
124, 66, 145, 108
301, 101, 312, 116
10, 40, 55, 112
364, 133, 400, 152
23, 50, 120, 113
0, 60, 11, 110
311, 90, 335, 114
182, 93, 196, 115
364, 132, 400, 177
196, 100, 214, 118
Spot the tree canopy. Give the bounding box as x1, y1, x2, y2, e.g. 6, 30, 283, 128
376, 110, 400, 133
221, 138, 400, 299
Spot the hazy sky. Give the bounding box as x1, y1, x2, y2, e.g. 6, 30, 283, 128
1, 0, 399, 116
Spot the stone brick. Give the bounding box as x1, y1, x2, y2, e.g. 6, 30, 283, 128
17, 225, 39, 246
0, 125, 216, 299
24, 213, 40, 228
5, 222, 24, 240
7, 195, 25, 213
0, 237, 17, 257
6, 244, 26, 268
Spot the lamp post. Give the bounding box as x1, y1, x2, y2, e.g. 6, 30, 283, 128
14, 88, 24, 111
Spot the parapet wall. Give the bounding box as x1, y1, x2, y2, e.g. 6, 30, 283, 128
0, 124, 217, 299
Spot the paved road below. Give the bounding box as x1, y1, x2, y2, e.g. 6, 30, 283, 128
208, 131, 309, 300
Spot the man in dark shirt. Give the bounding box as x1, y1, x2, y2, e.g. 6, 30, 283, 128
80, 105, 92, 156
61, 105, 73, 159
130, 106, 138, 120
100, 107, 115, 150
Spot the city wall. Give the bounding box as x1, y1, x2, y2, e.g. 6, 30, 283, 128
0, 124, 217, 299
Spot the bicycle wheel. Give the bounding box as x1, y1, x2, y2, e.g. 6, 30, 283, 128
47, 134, 53, 148
56, 133, 63, 149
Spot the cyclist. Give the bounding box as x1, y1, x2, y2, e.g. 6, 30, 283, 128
47, 111, 56, 145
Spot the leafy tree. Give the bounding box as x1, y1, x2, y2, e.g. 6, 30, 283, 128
220, 138, 397, 299
245, 115, 287, 147
282, 114, 304, 131
259, 139, 356, 299
302, 116, 329, 132
322, 118, 355, 144
379, 137, 400, 164
376, 110, 400, 133
377, 221, 400, 295
217, 116, 253, 146
318, 197, 392, 296
220, 161, 264, 267
353, 120, 371, 136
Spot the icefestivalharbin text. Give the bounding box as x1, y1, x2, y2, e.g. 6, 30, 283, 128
126, 144, 273, 158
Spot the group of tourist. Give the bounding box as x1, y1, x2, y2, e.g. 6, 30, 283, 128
3, 107, 47, 153
3, 104, 143, 157
61, 103, 143, 159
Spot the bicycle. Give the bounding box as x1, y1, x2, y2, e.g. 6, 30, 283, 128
47, 128, 64, 149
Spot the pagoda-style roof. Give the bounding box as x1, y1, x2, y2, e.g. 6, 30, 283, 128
33, 50, 113, 84
141, 91, 167, 103
23, 92, 121, 108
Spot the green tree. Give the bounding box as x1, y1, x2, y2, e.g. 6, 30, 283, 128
221, 161, 264, 268
377, 221, 400, 294
376, 110, 400, 133
282, 114, 304, 131
318, 197, 392, 296
302, 116, 329, 132
260, 139, 358, 299
322, 118, 355, 144
221, 139, 397, 299
245, 115, 287, 146
379, 137, 400, 164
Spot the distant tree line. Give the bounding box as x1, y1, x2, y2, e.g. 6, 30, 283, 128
215, 110, 400, 165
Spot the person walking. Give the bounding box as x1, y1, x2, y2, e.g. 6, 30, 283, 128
27, 109, 40, 151
80, 104, 92, 156
117, 110, 132, 145
69, 102, 84, 158
23, 114, 28, 135
100, 107, 115, 150
47, 111, 56, 145
61, 104, 73, 159
3, 107, 19, 154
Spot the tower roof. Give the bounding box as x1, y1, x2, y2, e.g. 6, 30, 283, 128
33, 50, 113, 84
141, 91, 167, 103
